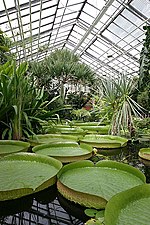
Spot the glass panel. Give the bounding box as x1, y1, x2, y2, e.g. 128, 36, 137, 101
102, 29, 120, 43
40, 24, 52, 32
66, 3, 82, 13
41, 7, 56, 18
83, 3, 100, 18
131, 0, 150, 17
87, 48, 101, 58
41, 16, 54, 26
62, 12, 78, 21
80, 11, 95, 25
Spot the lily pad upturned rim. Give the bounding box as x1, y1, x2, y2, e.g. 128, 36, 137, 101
79, 135, 128, 148
0, 152, 62, 201
0, 140, 30, 156
138, 148, 150, 161
58, 160, 145, 182
32, 142, 93, 163
57, 160, 146, 209
104, 184, 150, 225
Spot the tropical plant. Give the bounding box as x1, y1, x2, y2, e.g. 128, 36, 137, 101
67, 91, 91, 109
71, 108, 91, 121
99, 73, 147, 137
29, 49, 96, 103
0, 29, 13, 64
134, 117, 150, 135
137, 25, 150, 110
0, 60, 64, 140
72, 62, 95, 88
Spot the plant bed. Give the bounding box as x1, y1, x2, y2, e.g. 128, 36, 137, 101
57, 160, 145, 209
32, 142, 93, 163
0, 140, 30, 156
104, 184, 150, 225
0, 152, 62, 201
79, 135, 128, 149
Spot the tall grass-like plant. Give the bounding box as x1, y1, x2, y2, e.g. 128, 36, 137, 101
0, 60, 33, 139
0, 60, 63, 140
101, 73, 147, 137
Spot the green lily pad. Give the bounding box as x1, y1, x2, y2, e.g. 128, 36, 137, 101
57, 160, 145, 209
46, 127, 87, 135
79, 135, 128, 148
32, 142, 93, 163
138, 148, 150, 161
79, 125, 110, 134
74, 122, 108, 126
0, 140, 30, 156
29, 134, 79, 146
104, 184, 150, 225
0, 152, 62, 201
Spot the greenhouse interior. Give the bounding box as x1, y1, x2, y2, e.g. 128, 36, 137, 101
0, 0, 150, 224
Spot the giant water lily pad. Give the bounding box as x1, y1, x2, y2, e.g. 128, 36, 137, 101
79, 135, 128, 148
46, 127, 87, 136
32, 142, 93, 163
138, 134, 150, 143
57, 160, 145, 209
0, 140, 30, 156
105, 184, 150, 225
78, 125, 110, 134
29, 134, 79, 146
0, 152, 62, 201
138, 148, 150, 161
74, 122, 108, 126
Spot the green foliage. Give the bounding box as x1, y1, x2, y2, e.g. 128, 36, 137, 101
29, 49, 96, 102
99, 73, 146, 137
85, 208, 105, 224
67, 91, 91, 109
137, 25, 150, 110
134, 117, 150, 135
0, 60, 62, 140
71, 108, 91, 121
0, 29, 13, 64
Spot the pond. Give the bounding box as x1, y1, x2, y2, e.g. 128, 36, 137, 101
0, 141, 149, 225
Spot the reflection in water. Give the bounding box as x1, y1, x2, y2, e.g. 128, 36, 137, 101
0, 141, 149, 224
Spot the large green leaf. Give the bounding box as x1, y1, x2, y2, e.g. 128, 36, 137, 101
79, 135, 128, 148
78, 125, 110, 134
0, 140, 30, 156
0, 152, 62, 201
74, 122, 101, 126
105, 184, 150, 225
138, 148, 150, 160
45, 127, 86, 136
32, 142, 93, 163
29, 134, 79, 146
57, 160, 146, 209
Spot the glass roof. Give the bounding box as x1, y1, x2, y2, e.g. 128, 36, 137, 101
0, 0, 150, 78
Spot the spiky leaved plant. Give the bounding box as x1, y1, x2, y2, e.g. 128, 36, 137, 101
101, 73, 147, 137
